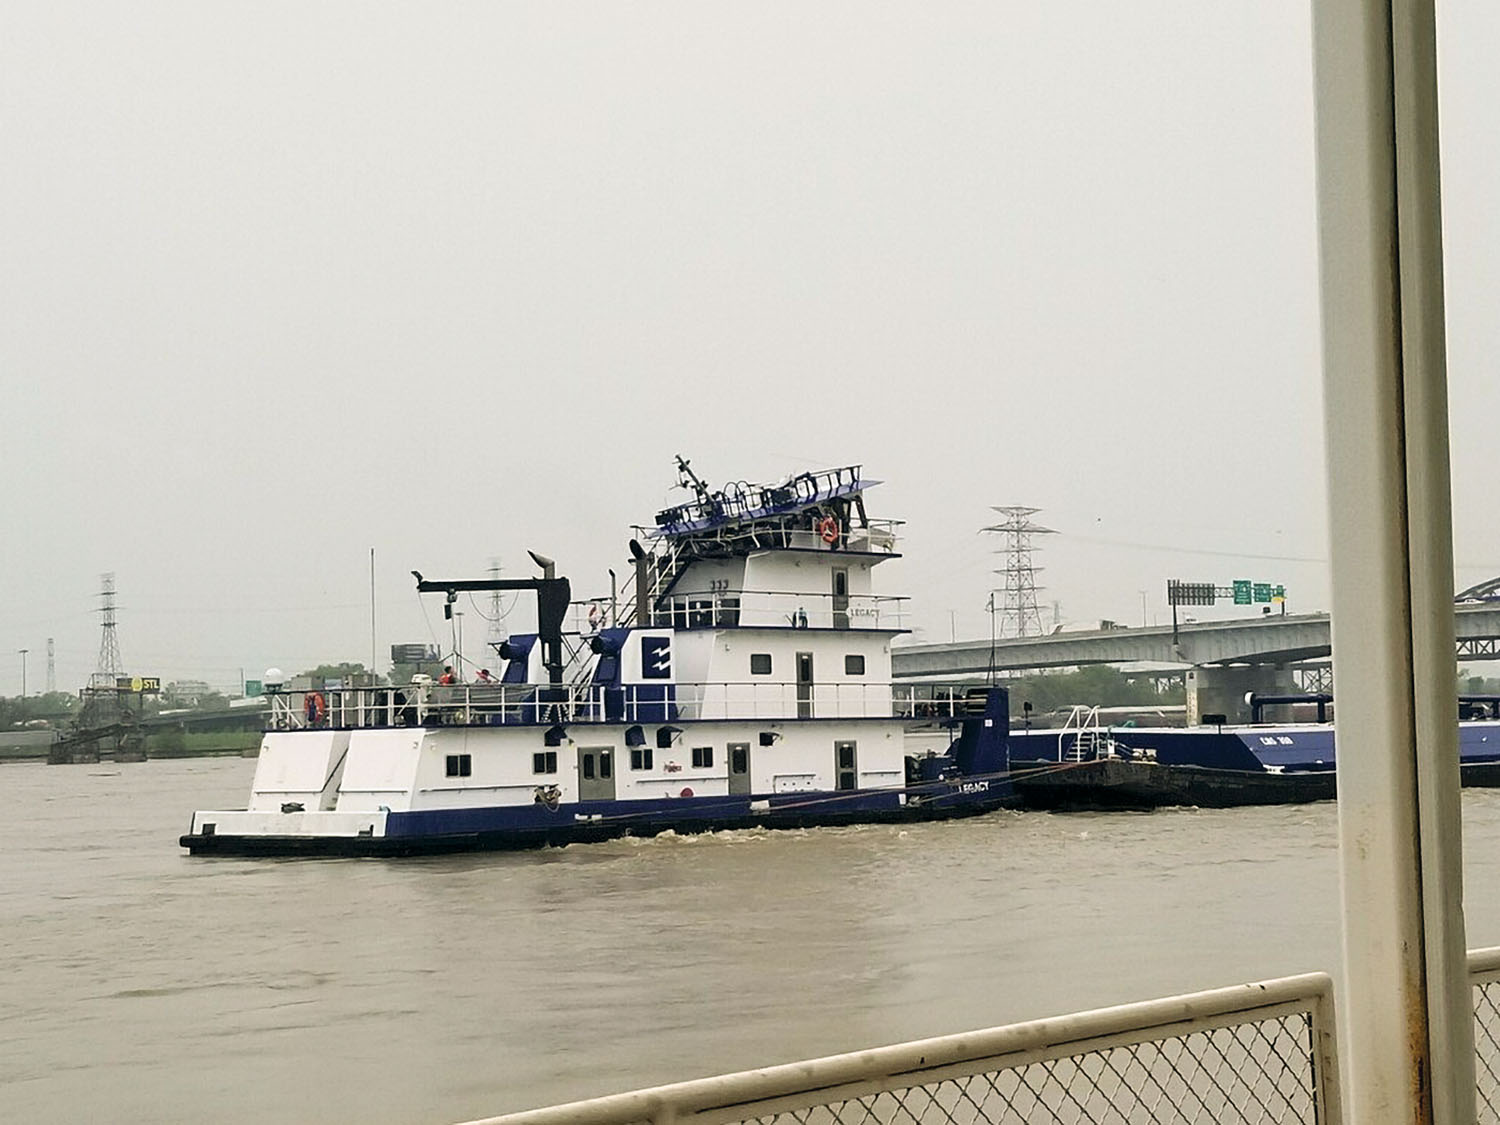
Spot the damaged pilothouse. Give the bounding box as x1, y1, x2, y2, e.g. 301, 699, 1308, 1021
180, 459, 1018, 856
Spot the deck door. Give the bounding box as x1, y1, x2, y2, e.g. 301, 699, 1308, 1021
577, 746, 616, 801
832, 568, 849, 628
728, 741, 751, 795
796, 652, 814, 719
834, 741, 858, 791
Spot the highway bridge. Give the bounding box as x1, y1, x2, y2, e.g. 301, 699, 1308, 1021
891, 603, 1500, 722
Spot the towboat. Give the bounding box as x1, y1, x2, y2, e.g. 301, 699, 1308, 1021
180, 460, 1019, 856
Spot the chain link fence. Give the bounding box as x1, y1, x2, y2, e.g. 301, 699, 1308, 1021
462, 949, 1500, 1125
1473, 948, 1500, 1121
754, 1013, 1323, 1125
460, 974, 1339, 1125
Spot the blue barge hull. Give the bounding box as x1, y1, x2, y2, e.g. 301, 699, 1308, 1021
1005, 721, 1500, 811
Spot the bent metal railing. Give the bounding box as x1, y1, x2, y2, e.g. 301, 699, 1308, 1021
456, 973, 1341, 1125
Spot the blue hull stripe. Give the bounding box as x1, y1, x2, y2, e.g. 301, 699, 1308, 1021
384, 787, 983, 839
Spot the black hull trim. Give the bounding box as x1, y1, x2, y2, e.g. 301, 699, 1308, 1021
178, 795, 1021, 857
1013, 758, 1500, 812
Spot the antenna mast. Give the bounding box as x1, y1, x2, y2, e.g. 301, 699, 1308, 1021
982, 507, 1056, 639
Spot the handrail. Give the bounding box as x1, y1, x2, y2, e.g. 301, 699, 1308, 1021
1056, 704, 1105, 762
643, 465, 868, 534
269, 681, 992, 731
1469, 945, 1500, 978
642, 589, 908, 631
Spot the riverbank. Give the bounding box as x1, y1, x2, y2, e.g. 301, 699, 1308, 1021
0, 729, 261, 762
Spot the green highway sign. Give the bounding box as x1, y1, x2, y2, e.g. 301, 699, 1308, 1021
1232, 579, 1253, 605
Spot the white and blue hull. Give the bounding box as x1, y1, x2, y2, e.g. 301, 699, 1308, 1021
182, 783, 1009, 856
181, 711, 1016, 856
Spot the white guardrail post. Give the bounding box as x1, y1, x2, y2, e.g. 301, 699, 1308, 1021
1312, 0, 1474, 1121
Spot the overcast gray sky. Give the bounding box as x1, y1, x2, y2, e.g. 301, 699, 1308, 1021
4, 2, 1500, 693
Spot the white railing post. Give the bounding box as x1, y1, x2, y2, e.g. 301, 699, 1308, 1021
1311, 982, 1346, 1124
1312, 0, 1473, 1121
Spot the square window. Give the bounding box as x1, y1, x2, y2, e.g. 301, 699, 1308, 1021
845, 654, 865, 675
692, 746, 714, 768
750, 653, 772, 675
533, 751, 557, 774
631, 748, 654, 771
446, 754, 472, 778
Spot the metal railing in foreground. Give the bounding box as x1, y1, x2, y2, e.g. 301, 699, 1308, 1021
1471, 946, 1500, 1116
457, 972, 1339, 1125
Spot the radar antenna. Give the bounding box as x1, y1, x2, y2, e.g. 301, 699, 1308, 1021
674, 454, 714, 506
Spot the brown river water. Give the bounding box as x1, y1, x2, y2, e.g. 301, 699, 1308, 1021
6, 756, 1500, 1124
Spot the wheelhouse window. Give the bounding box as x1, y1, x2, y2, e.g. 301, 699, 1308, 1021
750, 653, 772, 675
631, 748, 654, 770
845, 654, 865, 675
445, 754, 472, 778
691, 746, 713, 768
533, 751, 557, 774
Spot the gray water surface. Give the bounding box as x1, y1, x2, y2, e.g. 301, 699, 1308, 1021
5, 757, 1499, 1124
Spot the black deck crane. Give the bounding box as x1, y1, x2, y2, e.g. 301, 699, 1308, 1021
412, 551, 571, 686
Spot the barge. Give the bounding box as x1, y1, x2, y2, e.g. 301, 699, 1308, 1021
1006, 707, 1500, 811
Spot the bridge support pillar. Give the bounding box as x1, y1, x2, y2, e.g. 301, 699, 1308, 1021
1184, 665, 1296, 725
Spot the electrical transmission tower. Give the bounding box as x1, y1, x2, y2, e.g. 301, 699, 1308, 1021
94, 573, 123, 687
487, 557, 509, 650
982, 507, 1056, 639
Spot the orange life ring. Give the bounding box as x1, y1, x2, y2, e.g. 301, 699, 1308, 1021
818, 516, 839, 544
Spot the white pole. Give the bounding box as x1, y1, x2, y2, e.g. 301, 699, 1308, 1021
1312, 1, 1473, 1121
370, 547, 377, 677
